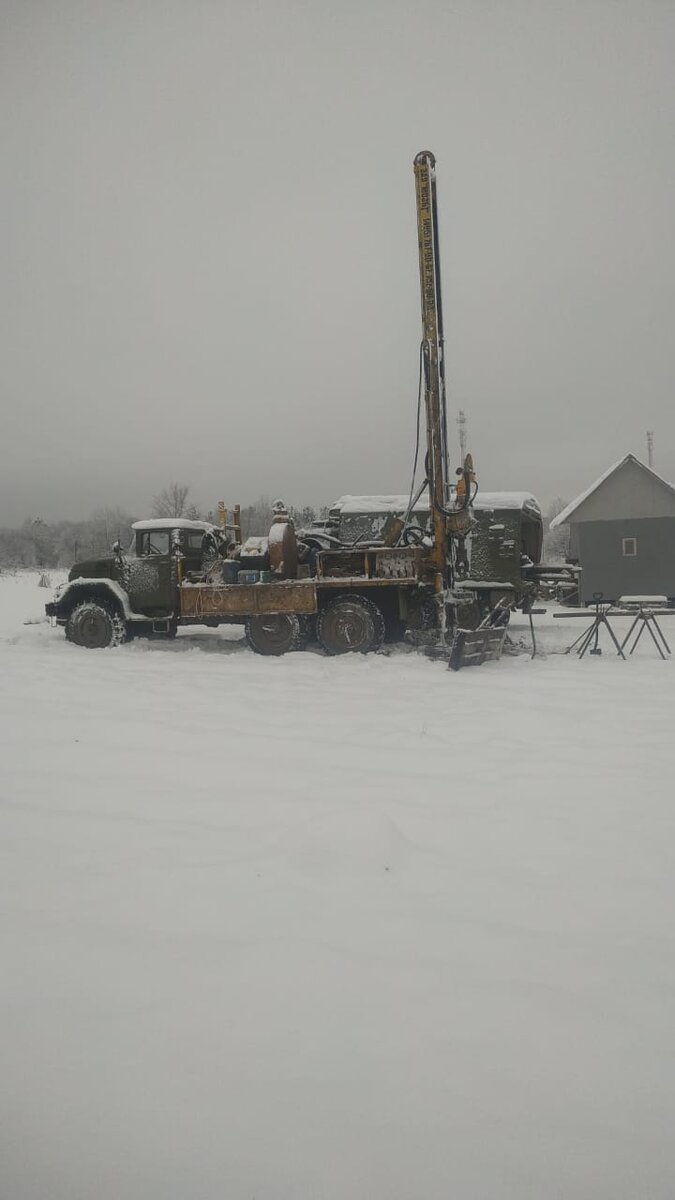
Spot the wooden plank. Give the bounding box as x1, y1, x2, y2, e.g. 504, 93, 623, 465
554, 609, 675, 618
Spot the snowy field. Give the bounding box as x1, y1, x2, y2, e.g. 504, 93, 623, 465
1, 570, 674, 1200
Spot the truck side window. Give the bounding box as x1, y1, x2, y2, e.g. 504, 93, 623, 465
186, 532, 205, 554
137, 531, 170, 557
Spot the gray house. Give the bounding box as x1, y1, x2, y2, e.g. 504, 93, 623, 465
551, 454, 675, 604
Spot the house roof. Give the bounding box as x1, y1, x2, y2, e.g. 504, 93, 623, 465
550, 454, 675, 527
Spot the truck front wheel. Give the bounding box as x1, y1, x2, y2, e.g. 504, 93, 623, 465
245, 613, 307, 656
65, 602, 127, 648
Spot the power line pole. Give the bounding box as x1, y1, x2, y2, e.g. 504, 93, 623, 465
647, 430, 654, 469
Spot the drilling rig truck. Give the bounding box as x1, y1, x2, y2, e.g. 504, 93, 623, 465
47, 151, 497, 661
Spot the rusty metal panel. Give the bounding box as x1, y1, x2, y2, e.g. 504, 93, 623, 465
315, 576, 420, 589
316, 550, 368, 579
315, 546, 423, 582
180, 582, 317, 617
374, 548, 420, 579
254, 583, 317, 614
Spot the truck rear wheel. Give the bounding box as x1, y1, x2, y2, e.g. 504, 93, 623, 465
65, 601, 127, 649
317, 595, 385, 655
245, 613, 307, 656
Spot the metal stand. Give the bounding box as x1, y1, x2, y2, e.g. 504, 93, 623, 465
619, 605, 671, 660
528, 609, 537, 659
564, 593, 626, 660
526, 606, 545, 659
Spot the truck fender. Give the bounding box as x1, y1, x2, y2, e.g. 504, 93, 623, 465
50, 578, 147, 623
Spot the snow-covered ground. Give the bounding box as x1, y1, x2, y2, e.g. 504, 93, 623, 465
1, 571, 674, 1200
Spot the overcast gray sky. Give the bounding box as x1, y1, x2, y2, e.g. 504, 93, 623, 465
1, 0, 674, 524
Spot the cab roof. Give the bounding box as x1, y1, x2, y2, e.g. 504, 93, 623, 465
132, 518, 215, 532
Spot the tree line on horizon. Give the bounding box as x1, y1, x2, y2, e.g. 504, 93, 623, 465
0, 483, 327, 569
0, 483, 568, 569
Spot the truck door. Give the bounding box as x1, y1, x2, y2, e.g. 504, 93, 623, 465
127, 529, 175, 616
183, 528, 206, 574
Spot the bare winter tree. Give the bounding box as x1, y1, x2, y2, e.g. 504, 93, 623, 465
290, 504, 317, 529
184, 502, 204, 521
239, 496, 272, 539
89, 507, 135, 555
238, 499, 325, 538
151, 483, 191, 519
543, 497, 570, 562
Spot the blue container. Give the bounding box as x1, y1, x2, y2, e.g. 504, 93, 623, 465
238, 570, 260, 584
222, 560, 240, 584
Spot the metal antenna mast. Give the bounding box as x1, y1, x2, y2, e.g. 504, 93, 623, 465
647, 431, 654, 469
457, 409, 468, 461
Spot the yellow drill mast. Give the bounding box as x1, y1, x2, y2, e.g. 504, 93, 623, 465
413, 150, 453, 585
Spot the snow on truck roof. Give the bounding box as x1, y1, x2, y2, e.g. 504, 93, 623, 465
334, 491, 540, 515
335, 494, 427, 514
474, 492, 540, 513
132, 518, 215, 532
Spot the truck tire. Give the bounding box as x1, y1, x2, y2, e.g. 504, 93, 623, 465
65, 601, 127, 649
245, 613, 307, 656
317, 594, 385, 655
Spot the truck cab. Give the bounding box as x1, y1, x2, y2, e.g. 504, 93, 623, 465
122, 519, 214, 616
46, 518, 218, 646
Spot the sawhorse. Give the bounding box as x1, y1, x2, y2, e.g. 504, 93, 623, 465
619, 606, 672, 660
559, 593, 626, 659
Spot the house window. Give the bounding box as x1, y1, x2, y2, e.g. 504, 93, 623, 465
622, 537, 637, 557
